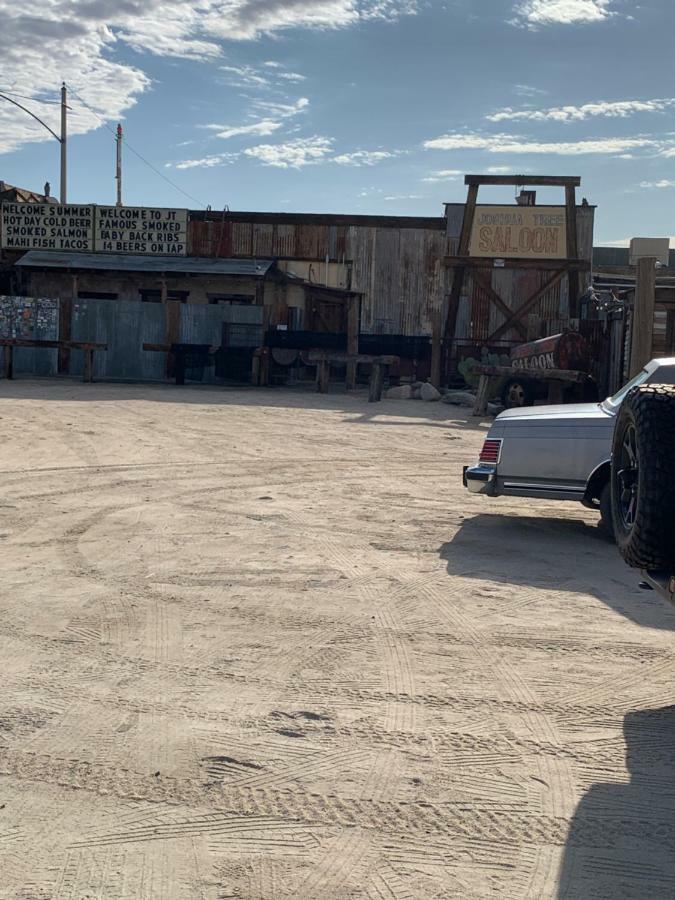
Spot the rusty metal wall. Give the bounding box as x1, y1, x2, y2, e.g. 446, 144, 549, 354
187, 216, 449, 336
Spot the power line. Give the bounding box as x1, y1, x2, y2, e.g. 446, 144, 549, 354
64, 83, 208, 209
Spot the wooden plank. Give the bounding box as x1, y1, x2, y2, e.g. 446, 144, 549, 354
472, 375, 491, 416
57, 295, 72, 375
444, 256, 590, 271
565, 185, 580, 317
465, 175, 581, 187
472, 269, 528, 341
304, 351, 398, 365
630, 256, 657, 377
0, 340, 107, 350
488, 270, 566, 342
430, 307, 442, 388
346, 295, 360, 390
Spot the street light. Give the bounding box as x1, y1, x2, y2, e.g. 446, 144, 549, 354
0, 82, 67, 203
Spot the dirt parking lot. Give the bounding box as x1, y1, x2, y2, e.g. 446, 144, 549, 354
1, 380, 674, 899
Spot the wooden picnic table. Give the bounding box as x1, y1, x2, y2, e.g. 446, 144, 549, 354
471, 364, 589, 416
0, 338, 108, 383
302, 351, 400, 402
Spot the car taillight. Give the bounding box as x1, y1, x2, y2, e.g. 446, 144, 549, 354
479, 439, 502, 464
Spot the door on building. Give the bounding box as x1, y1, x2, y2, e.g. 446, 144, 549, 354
306, 292, 348, 333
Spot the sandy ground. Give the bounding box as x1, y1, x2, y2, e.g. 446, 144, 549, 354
0, 379, 674, 900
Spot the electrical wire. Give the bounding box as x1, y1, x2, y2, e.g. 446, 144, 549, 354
64, 82, 208, 209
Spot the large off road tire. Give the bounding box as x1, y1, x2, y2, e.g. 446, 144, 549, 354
611, 384, 675, 569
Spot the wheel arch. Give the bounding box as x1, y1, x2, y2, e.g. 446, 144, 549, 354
583, 459, 611, 507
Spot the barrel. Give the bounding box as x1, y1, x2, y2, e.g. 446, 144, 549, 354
511, 331, 590, 372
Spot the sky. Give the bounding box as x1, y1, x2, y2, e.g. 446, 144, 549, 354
0, 0, 674, 244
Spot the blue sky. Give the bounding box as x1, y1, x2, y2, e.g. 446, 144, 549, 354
1, 0, 674, 244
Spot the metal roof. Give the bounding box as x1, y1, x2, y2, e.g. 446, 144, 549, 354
15, 250, 275, 277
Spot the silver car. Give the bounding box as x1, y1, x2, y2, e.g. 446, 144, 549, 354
464, 357, 675, 533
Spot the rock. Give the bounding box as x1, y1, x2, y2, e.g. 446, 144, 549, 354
410, 381, 425, 390
441, 390, 476, 407
488, 402, 505, 417
386, 385, 413, 400
420, 383, 441, 402
411, 387, 422, 400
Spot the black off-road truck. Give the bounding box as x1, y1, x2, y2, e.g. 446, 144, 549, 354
611, 383, 675, 603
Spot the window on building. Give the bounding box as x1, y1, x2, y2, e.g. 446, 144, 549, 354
140, 289, 190, 303
77, 291, 119, 300
207, 293, 253, 306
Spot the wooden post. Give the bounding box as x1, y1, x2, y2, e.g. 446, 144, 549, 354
430, 307, 442, 388
346, 296, 359, 390
630, 257, 657, 377
471, 374, 491, 416
3, 345, 13, 380
83, 348, 93, 383
165, 293, 180, 380
368, 362, 385, 402
445, 183, 478, 343
316, 359, 330, 393
666, 309, 675, 355
57, 285, 74, 375
565, 185, 580, 318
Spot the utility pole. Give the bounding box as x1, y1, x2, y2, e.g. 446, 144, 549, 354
60, 82, 67, 204
115, 123, 123, 207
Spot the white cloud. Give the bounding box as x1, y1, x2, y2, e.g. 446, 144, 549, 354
171, 152, 240, 170
422, 169, 463, 182
0, 0, 416, 155
486, 166, 513, 174
244, 136, 334, 168
333, 149, 398, 166
488, 98, 675, 123
424, 131, 662, 155
206, 97, 309, 141
384, 194, 422, 201
514, 0, 614, 26
640, 179, 675, 189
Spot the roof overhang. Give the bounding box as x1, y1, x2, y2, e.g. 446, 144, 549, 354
15, 250, 275, 278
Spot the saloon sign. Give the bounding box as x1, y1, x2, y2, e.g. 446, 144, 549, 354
469, 205, 567, 260
1, 203, 187, 256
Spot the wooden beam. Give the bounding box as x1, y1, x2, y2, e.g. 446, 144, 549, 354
565, 184, 580, 317
464, 175, 581, 187
630, 256, 657, 377
444, 256, 590, 271
444, 183, 478, 341
3, 345, 13, 380
471, 375, 491, 416
472, 363, 587, 383
488, 270, 566, 343
472, 269, 528, 341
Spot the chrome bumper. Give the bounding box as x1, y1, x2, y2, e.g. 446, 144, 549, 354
463, 464, 496, 495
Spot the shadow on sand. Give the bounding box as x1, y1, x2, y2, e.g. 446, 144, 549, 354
438, 512, 675, 631
558, 705, 675, 898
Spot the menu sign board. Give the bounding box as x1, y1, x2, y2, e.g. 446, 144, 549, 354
469, 205, 567, 259
1, 203, 94, 251
95, 206, 187, 255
